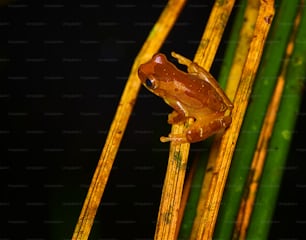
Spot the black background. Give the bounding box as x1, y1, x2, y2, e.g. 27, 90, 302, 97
1, 1, 305, 239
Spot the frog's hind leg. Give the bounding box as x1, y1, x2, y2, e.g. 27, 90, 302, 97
185, 115, 232, 143
160, 115, 232, 143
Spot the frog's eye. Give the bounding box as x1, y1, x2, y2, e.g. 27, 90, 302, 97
145, 79, 153, 88
145, 78, 158, 89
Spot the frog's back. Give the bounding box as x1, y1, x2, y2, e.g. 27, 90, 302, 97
183, 74, 227, 113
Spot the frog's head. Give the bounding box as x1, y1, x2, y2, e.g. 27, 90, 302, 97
138, 53, 181, 96
138, 54, 165, 89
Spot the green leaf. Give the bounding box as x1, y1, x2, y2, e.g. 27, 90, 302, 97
214, 1, 302, 239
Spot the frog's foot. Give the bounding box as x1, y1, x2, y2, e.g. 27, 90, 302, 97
171, 52, 201, 74
171, 52, 192, 67
160, 134, 188, 143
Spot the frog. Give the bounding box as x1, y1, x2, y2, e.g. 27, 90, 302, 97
138, 52, 233, 143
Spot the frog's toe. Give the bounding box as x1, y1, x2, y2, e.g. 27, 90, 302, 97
160, 134, 188, 143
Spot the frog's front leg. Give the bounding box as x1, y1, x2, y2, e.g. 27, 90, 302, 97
171, 52, 214, 83
168, 111, 188, 124
171, 51, 192, 66
171, 51, 204, 75
160, 115, 232, 143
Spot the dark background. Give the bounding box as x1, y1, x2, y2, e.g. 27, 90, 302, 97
1, 1, 305, 239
